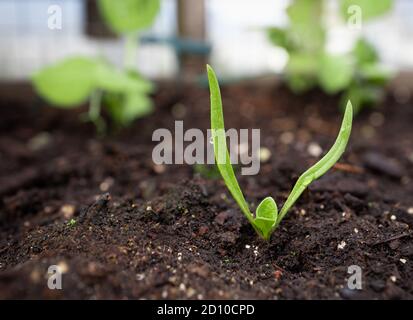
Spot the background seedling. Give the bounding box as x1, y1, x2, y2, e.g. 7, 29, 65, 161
268, 0, 393, 113
32, 0, 160, 132
208, 65, 353, 240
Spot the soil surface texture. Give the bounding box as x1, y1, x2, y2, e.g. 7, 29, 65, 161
0, 82, 412, 299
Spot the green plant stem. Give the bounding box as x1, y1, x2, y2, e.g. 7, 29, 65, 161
124, 33, 139, 72
89, 89, 105, 134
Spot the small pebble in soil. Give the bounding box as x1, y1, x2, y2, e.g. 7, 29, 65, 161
390, 215, 397, 221
363, 152, 404, 179
60, 204, 75, 219
407, 207, 413, 215
136, 273, 145, 281
337, 241, 347, 250
146, 206, 152, 211
152, 164, 166, 174
27, 132, 52, 151
361, 125, 375, 139
187, 287, 196, 298
399, 258, 407, 264
245, 244, 251, 249
307, 142, 322, 157
280, 131, 294, 145
369, 112, 385, 127
354, 228, 359, 234
171, 103, 187, 118
390, 276, 397, 283
57, 261, 69, 274
253, 247, 259, 256
99, 177, 114, 192
258, 147, 271, 163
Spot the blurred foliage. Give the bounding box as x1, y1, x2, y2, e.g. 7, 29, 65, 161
98, 0, 160, 34
268, 0, 393, 113
32, 0, 160, 132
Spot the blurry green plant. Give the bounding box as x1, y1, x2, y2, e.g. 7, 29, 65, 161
268, 0, 393, 113
208, 65, 353, 240
32, 0, 160, 133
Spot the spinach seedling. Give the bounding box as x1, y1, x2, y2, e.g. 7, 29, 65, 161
268, 0, 392, 113
207, 65, 353, 240
32, 0, 160, 132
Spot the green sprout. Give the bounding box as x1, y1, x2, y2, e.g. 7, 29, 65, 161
32, 0, 160, 132
67, 219, 76, 227
268, 0, 393, 113
207, 65, 353, 240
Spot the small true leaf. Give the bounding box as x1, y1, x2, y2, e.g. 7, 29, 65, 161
255, 197, 278, 240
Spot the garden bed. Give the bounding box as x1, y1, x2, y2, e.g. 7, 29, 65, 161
0, 82, 412, 299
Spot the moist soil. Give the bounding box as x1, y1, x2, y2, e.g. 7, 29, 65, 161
0, 82, 412, 299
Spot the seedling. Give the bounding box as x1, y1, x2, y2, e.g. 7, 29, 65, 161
207, 65, 353, 240
32, 0, 160, 132
67, 219, 76, 227
268, 0, 392, 113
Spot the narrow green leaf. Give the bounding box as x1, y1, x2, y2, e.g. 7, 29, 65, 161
207, 65, 254, 225
276, 101, 353, 225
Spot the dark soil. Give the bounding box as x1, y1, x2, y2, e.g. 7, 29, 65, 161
0, 81, 412, 299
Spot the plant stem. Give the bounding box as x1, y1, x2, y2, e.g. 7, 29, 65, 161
89, 89, 105, 134
124, 33, 139, 72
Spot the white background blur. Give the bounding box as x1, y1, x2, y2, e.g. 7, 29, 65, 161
0, 0, 412, 81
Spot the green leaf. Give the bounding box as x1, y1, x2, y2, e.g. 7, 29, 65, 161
208, 65, 353, 240
287, 0, 325, 53
341, 85, 382, 113
95, 63, 154, 93
285, 53, 319, 92
105, 90, 153, 126
255, 197, 278, 240
103, 71, 153, 126
267, 27, 291, 50
98, 0, 160, 34
353, 38, 378, 65
276, 101, 353, 226
359, 63, 391, 85
340, 0, 393, 21
287, 53, 319, 75
318, 54, 354, 93
32, 57, 98, 107
207, 65, 254, 223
